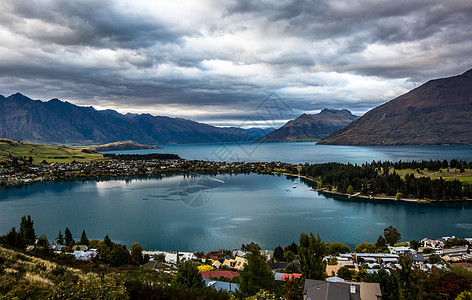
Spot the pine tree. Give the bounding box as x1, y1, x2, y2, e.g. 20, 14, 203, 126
299, 232, 327, 280
104, 234, 113, 247
80, 230, 89, 246
239, 244, 275, 296
64, 227, 74, 246
19, 215, 36, 245
56, 231, 64, 245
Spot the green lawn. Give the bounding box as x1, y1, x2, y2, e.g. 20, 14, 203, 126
0, 139, 106, 163
392, 168, 472, 184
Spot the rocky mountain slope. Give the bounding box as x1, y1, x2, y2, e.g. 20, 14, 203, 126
0, 93, 263, 145
258, 109, 358, 142
318, 69, 472, 145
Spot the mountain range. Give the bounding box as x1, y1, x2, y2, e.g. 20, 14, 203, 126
319, 69, 472, 145
0, 93, 271, 145
258, 109, 358, 142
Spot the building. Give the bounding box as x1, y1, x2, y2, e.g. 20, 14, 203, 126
203, 278, 239, 293
213, 256, 247, 271
388, 246, 415, 255
200, 270, 239, 280
303, 279, 382, 300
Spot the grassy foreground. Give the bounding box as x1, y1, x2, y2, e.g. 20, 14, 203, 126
0, 139, 105, 163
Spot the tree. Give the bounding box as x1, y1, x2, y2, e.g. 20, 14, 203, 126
298, 233, 326, 280
131, 242, 144, 265
326, 242, 350, 255
409, 240, 420, 250
346, 185, 355, 194
0, 227, 25, 249
355, 242, 377, 253
282, 277, 303, 300
384, 226, 401, 245
376, 235, 387, 248
56, 231, 64, 245
284, 262, 300, 274
425, 266, 472, 299
64, 227, 74, 246
108, 245, 131, 267
175, 261, 205, 288
19, 215, 36, 245
337, 266, 353, 280
273, 245, 284, 261
239, 244, 276, 296
104, 234, 113, 247
80, 230, 89, 246
285, 250, 295, 263
37, 234, 49, 248
457, 290, 472, 300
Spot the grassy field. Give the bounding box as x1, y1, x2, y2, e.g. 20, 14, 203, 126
0, 139, 106, 163
392, 167, 472, 184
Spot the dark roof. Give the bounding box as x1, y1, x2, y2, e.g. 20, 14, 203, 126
269, 262, 288, 270
410, 254, 425, 262
141, 261, 157, 269
304, 279, 361, 300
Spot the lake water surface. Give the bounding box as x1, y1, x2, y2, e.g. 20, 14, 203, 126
1, 173, 471, 251
104, 142, 472, 165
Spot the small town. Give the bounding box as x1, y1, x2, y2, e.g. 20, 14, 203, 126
0, 154, 296, 186
2, 214, 472, 299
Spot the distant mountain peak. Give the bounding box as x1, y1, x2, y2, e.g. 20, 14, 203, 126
258, 108, 358, 143
0, 93, 265, 145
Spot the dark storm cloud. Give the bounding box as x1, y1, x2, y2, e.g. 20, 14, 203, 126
0, 0, 471, 125
1, 0, 182, 48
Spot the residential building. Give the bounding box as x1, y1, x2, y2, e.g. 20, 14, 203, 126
303, 279, 382, 300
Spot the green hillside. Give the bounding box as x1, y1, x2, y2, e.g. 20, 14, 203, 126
0, 139, 105, 163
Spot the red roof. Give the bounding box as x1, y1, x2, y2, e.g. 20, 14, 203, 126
281, 273, 302, 281
200, 270, 240, 279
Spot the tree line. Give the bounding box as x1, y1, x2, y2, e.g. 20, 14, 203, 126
300, 159, 472, 200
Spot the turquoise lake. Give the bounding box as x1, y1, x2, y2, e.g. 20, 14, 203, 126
1, 143, 472, 251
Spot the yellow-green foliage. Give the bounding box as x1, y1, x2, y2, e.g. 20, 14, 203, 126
0, 139, 106, 163
393, 167, 472, 184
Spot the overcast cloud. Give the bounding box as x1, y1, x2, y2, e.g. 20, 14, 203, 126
0, 0, 471, 127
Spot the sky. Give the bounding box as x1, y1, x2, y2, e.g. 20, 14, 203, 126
0, 0, 471, 128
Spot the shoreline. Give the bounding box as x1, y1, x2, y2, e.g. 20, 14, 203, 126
276, 172, 472, 204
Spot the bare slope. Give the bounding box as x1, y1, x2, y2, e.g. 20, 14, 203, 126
319, 69, 472, 145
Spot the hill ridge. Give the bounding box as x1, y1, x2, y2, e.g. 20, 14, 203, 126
258, 108, 358, 142
318, 69, 472, 145
0, 93, 265, 145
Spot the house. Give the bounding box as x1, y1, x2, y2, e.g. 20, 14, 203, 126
232, 250, 246, 258
215, 256, 247, 271
421, 238, 443, 249
207, 250, 223, 260
388, 246, 415, 255
410, 253, 425, 266
303, 279, 382, 300
164, 252, 197, 264
141, 261, 178, 272
269, 262, 288, 271
203, 278, 239, 293
326, 264, 359, 276
274, 272, 302, 281
200, 270, 239, 280
73, 249, 98, 261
